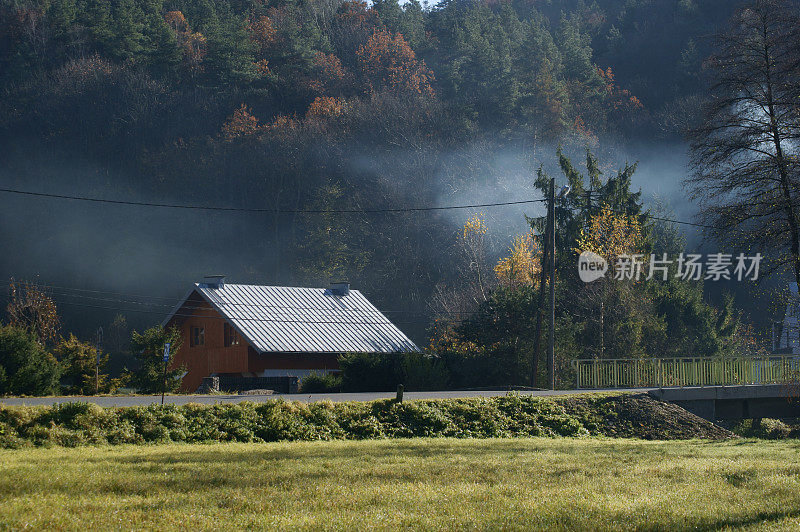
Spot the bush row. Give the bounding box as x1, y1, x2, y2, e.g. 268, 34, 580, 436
0, 394, 731, 449
336, 352, 503, 392
0, 395, 586, 448
299, 352, 453, 393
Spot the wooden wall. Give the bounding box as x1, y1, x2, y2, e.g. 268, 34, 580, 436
166, 292, 249, 392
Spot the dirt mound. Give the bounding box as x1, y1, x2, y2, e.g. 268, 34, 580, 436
560, 393, 734, 440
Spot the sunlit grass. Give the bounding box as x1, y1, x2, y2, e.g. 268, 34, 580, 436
1, 438, 800, 530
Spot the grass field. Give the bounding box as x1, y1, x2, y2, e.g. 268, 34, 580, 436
2, 438, 800, 531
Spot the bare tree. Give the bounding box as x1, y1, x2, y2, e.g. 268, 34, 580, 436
688, 0, 800, 283
6, 279, 60, 346
104, 314, 130, 354
428, 212, 495, 324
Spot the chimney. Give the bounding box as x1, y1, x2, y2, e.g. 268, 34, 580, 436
330, 281, 350, 296
202, 275, 226, 289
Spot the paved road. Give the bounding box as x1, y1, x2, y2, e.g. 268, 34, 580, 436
0, 388, 653, 407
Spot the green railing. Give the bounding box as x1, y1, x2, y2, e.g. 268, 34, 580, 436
572, 356, 800, 389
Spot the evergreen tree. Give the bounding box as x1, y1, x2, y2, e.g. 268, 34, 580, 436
127, 326, 184, 394
0, 325, 61, 396
54, 334, 111, 395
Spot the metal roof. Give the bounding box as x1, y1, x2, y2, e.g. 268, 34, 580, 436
164, 283, 419, 354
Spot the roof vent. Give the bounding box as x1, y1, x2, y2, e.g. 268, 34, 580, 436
202, 275, 226, 288
330, 281, 350, 296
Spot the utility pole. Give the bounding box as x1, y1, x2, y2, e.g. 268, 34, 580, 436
532, 178, 569, 390
95, 327, 103, 395
548, 181, 556, 390
532, 178, 554, 388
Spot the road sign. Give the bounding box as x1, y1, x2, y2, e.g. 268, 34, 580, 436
161, 342, 171, 406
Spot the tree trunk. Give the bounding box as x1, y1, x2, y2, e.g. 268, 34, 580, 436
763, 19, 800, 286
600, 300, 605, 359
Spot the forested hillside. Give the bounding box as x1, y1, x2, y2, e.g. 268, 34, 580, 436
0, 0, 744, 356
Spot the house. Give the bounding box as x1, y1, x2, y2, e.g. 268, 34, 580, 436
162, 276, 419, 392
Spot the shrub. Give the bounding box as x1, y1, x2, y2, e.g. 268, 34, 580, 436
53, 335, 112, 394
0, 393, 728, 449
338, 352, 449, 392
299, 372, 342, 393
732, 418, 792, 439
401, 353, 449, 391
339, 353, 402, 392
0, 423, 25, 448
0, 325, 61, 396
445, 398, 507, 437
127, 326, 184, 393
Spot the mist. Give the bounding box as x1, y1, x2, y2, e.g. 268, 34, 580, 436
0, 131, 707, 346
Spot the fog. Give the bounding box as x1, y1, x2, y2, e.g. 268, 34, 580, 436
0, 134, 706, 344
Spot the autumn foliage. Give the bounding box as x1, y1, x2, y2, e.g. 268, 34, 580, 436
336, 1, 380, 32
164, 10, 189, 33
254, 58, 271, 77
494, 231, 541, 288
6, 279, 60, 346
308, 52, 351, 94
249, 15, 277, 52
356, 28, 434, 96
576, 207, 644, 262
164, 11, 206, 74
598, 67, 642, 112
461, 212, 487, 241
221, 104, 261, 141
306, 96, 347, 120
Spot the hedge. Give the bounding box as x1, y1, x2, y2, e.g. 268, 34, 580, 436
0, 394, 731, 449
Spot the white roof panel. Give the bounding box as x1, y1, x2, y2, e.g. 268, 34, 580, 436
166, 283, 419, 354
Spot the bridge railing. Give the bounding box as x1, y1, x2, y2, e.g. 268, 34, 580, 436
572, 356, 800, 389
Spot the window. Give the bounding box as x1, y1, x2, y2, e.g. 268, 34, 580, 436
190, 326, 205, 347
224, 322, 240, 347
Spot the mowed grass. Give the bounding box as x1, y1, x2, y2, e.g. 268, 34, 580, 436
2, 438, 800, 531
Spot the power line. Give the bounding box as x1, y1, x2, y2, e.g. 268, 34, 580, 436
0, 187, 546, 213
12, 282, 182, 301
51, 299, 440, 327
580, 193, 721, 230
602, 205, 717, 230
3, 283, 478, 318
47, 291, 453, 317
0, 185, 722, 228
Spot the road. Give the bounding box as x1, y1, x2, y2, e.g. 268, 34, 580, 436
0, 388, 652, 407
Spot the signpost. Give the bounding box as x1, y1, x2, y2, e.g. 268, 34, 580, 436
95, 327, 103, 395
161, 342, 171, 406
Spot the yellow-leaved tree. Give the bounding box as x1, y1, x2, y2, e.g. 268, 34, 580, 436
574, 207, 645, 359
494, 231, 541, 288
576, 206, 644, 263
